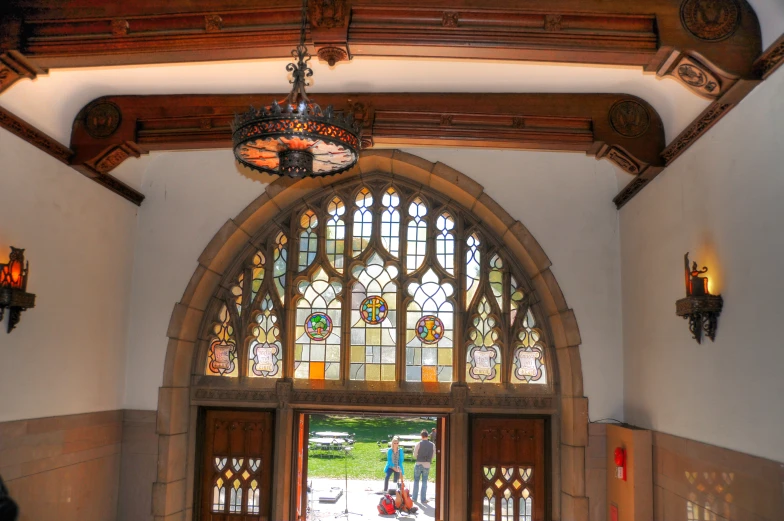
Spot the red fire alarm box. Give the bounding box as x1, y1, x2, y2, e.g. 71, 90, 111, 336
614, 447, 627, 481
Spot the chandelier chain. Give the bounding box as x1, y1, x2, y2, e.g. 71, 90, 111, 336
286, 0, 313, 106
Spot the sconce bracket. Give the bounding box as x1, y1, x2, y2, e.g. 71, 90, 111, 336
0, 287, 36, 333
676, 295, 723, 344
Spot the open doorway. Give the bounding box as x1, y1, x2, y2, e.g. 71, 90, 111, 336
295, 412, 448, 521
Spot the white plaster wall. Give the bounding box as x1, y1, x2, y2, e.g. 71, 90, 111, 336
123, 147, 624, 422
0, 129, 138, 422
621, 68, 784, 463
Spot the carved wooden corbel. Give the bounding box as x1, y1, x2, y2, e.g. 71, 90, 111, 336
309, 0, 351, 66
0, 51, 44, 95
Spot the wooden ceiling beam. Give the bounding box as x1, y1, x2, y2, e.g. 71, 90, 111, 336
0, 0, 763, 100
68, 92, 665, 184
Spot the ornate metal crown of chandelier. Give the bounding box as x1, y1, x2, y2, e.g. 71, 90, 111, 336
232, 0, 362, 178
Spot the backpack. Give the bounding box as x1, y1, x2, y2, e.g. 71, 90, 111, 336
377, 493, 396, 515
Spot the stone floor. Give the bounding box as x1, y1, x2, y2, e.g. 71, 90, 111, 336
306, 478, 436, 521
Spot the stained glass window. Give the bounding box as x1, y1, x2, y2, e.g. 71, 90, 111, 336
203, 179, 550, 389
295, 268, 342, 380
273, 232, 287, 303
466, 233, 481, 307
326, 197, 346, 273
406, 269, 454, 383
407, 198, 428, 273
353, 188, 373, 256
350, 253, 398, 381
299, 210, 318, 271
381, 188, 401, 257
436, 212, 455, 275
467, 297, 501, 383
511, 309, 547, 385
207, 304, 238, 377
248, 295, 282, 378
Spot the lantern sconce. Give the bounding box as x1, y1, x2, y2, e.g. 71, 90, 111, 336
675, 253, 723, 344
0, 247, 36, 333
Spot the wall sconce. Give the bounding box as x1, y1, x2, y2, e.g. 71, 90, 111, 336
0, 247, 36, 333
675, 253, 723, 344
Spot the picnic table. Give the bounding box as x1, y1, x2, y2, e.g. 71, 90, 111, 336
309, 436, 353, 457
378, 434, 422, 454
313, 431, 350, 437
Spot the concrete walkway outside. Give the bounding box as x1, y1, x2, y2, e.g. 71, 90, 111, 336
307, 478, 436, 521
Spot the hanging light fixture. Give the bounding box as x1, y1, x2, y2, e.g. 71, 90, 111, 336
232, 0, 362, 178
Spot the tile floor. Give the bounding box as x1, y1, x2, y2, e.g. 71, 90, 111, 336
307, 478, 436, 521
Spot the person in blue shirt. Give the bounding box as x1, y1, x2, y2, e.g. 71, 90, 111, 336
383, 437, 404, 492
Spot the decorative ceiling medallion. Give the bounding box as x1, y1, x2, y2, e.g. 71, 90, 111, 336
609, 100, 650, 138
305, 312, 333, 341
360, 296, 388, 325
84, 101, 122, 139
416, 315, 445, 344
680, 0, 741, 42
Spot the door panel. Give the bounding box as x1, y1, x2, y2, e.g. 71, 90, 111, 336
200, 410, 274, 521
470, 417, 546, 521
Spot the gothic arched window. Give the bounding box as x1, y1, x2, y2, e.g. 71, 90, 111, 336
204, 178, 549, 388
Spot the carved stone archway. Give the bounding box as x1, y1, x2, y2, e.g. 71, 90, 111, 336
153, 150, 589, 521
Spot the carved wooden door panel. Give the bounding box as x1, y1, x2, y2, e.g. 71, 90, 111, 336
470, 417, 545, 521
200, 410, 274, 521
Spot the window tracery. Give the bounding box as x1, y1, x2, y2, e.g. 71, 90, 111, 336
203, 179, 550, 389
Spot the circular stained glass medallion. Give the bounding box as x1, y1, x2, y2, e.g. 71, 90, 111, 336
416, 315, 445, 344
305, 312, 332, 341
360, 296, 388, 325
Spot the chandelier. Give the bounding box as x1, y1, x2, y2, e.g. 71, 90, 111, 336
232, 0, 362, 178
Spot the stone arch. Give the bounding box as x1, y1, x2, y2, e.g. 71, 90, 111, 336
154, 150, 589, 521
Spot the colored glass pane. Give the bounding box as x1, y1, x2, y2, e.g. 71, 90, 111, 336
466, 233, 481, 307
489, 254, 504, 310
273, 232, 287, 303
207, 304, 238, 377
353, 188, 373, 256
510, 276, 525, 325
406, 269, 454, 382
294, 268, 342, 380
511, 308, 547, 384
326, 197, 346, 273
299, 210, 319, 271
381, 188, 401, 257
230, 273, 244, 316
250, 251, 265, 305
249, 295, 282, 378
350, 253, 398, 381
305, 312, 333, 340
406, 198, 428, 273
467, 297, 501, 383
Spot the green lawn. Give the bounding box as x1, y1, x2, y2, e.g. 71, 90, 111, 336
307, 415, 437, 483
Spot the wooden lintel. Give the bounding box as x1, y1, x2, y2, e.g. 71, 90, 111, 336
1, 0, 763, 99
69, 92, 666, 181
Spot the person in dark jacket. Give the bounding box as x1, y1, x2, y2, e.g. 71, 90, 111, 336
0, 474, 19, 521
412, 429, 435, 503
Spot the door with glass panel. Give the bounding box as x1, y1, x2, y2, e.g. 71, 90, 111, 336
470, 417, 546, 521
200, 410, 274, 521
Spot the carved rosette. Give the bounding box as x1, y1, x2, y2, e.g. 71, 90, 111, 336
111, 19, 130, 37
84, 101, 122, 139
442, 12, 459, 28
609, 100, 650, 138
317, 46, 349, 66
544, 14, 563, 32
680, 0, 741, 42
205, 14, 223, 33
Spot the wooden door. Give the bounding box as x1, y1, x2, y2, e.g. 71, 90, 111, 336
200, 410, 274, 521
294, 413, 309, 521
470, 417, 546, 521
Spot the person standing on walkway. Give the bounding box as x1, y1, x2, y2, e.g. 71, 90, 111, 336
383, 437, 404, 492
412, 429, 435, 504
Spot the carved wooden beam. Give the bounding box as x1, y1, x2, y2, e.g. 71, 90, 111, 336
0, 106, 144, 205
1, 0, 763, 98
614, 33, 784, 209
68, 93, 666, 180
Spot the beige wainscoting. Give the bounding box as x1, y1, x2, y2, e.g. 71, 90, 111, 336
118, 410, 158, 521
653, 431, 784, 521
0, 410, 123, 521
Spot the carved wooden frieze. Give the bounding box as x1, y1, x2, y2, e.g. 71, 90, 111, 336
191, 384, 555, 412
0, 0, 761, 88
661, 102, 733, 164
68, 93, 664, 180
0, 106, 72, 163
754, 34, 784, 79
